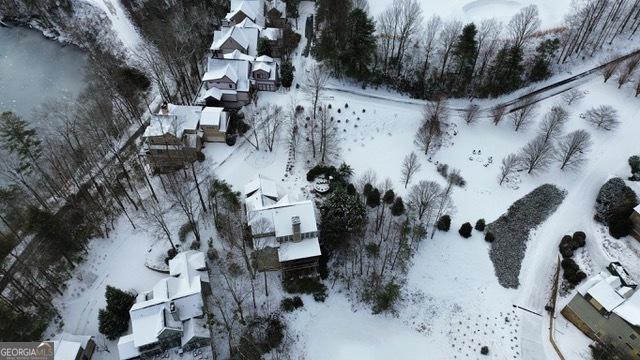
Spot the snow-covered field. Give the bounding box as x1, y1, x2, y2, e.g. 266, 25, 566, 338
368, 0, 572, 29
43, 0, 640, 359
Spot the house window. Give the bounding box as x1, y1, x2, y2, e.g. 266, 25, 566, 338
631, 333, 637, 340
229, 84, 233, 88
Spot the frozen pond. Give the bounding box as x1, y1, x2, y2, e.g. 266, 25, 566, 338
0, 26, 87, 130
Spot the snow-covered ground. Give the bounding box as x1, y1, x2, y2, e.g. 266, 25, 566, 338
82, 0, 142, 52
368, 0, 572, 29
45, 1, 640, 359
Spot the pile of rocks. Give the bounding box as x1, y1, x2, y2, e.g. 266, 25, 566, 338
487, 184, 567, 288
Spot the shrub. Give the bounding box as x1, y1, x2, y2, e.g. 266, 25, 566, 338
459, 222, 473, 238
390, 197, 405, 216
283, 277, 327, 301
306, 164, 338, 182
484, 232, 495, 242
371, 281, 401, 314
629, 155, 640, 180
207, 248, 219, 260
481, 346, 489, 355
190, 240, 201, 250
572, 231, 586, 248
178, 222, 195, 242
165, 248, 177, 265
280, 296, 304, 312
436, 215, 451, 231
594, 178, 638, 237
559, 244, 574, 258
609, 214, 634, 239
475, 219, 486, 231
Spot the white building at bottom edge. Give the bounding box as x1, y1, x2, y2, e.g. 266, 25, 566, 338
51, 333, 95, 360
244, 175, 322, 276
117, 251, 211, 360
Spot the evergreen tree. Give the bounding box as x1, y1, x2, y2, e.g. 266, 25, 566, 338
0, 112, 43, 175
25, 206, 79, 267
483, 45, 524, 97
451, 23, 478, 95
98, 308, 129, 340
258, 37, 272, 57
105, 285, 136, 317
382, 190, 395, 205
366, 188, 381, 208
313, 0, 352, 71
390, 197, 405, 216
436, 215, 451, 231
528, 38, 560, 82
340, 8, 376, 80
319, 188, 367, 250
280, 61, 295, 88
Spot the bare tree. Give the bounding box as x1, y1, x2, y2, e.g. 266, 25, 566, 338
415, 99, 446, 155
318, 104, 339, 163
617, 55, 640, 88
393, 0, 423, 75
261, 105, 284, 152
419, 15, 443, 91
304, 63, 329, 120
519, 135, 555, 174
401, 152, 421, 188
352, 0, 369, 13
583, 105, 620, 130
562, 88, 586, 105
438, 20, 464, 79
636, 76, 640, 97
498, 153, 521, 185
509, 98, 537, 131
141, 199, 176, 251
163, 172, 202, 243
556, 130, 592, 170
507, 5, 541, 50
407, 180, 442, 222
491, 105, 507, 126
462, 104, 480, 125
539, 105, 568, 144
431, 166, 464, 238
602, 56, 621, 83
243, 104, 261, 151
474, 18, 501, 84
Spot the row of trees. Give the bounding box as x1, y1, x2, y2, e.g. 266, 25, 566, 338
312, 0, 640, 99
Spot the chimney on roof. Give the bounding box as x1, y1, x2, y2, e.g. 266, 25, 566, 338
169, 301, 179, 321
160, 101, 169, 115
292, 216, 301, 242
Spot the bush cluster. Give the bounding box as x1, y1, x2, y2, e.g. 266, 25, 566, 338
558, 231, 586, 258
562, 258, 587, 286
306, 164, 339, 182
280, 296, 304, 312
283, 277, 327, 302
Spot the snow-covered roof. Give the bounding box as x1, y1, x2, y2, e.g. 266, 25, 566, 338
182, 317, 211, 345
143, 104, 202, 139
204, 58, 251, 92
255, 55, 274, 63
614, 290, 640, 327
224, 49, 255, 61
248, 199, 318, 238
261, 27, 282, 41
244, 175, 278, 198
587, 276, 626, 311
578, 271, 640, 326
211, 26, 259, 56
266, 0, 286, 17
634, 204, 640, 214
200, 107, 227, 128
278, 237, 321, 262
125, 251, 207, 350
52, 333, 92, 360
236, 17, 263, 29
252, 62, 272, 74
117, 334, 140, 360
227, 0, 265, 26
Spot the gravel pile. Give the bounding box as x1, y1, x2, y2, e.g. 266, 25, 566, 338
487, 184, 567, 288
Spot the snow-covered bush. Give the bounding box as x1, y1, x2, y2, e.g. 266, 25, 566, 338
594, 177, 639, 238
459, 222, 473, 238
280, 297, 304, 312
436, 215, 451, 231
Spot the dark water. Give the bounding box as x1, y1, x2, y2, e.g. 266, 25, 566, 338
0, 26, 87, 130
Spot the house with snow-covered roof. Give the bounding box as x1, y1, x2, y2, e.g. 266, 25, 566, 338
252, 55, 279, 91
210, 25, 260, 57
264, 0, 287, 28
201, 58, 251, 108
50, 333, 95, 360
199, 107, 229, 143
631, 204, 640, 240
224, 0, 265, 27
243, 175, 321, 277
117, 251, 210, 360
561, 268, 640, 359
141, 103, 204, 173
